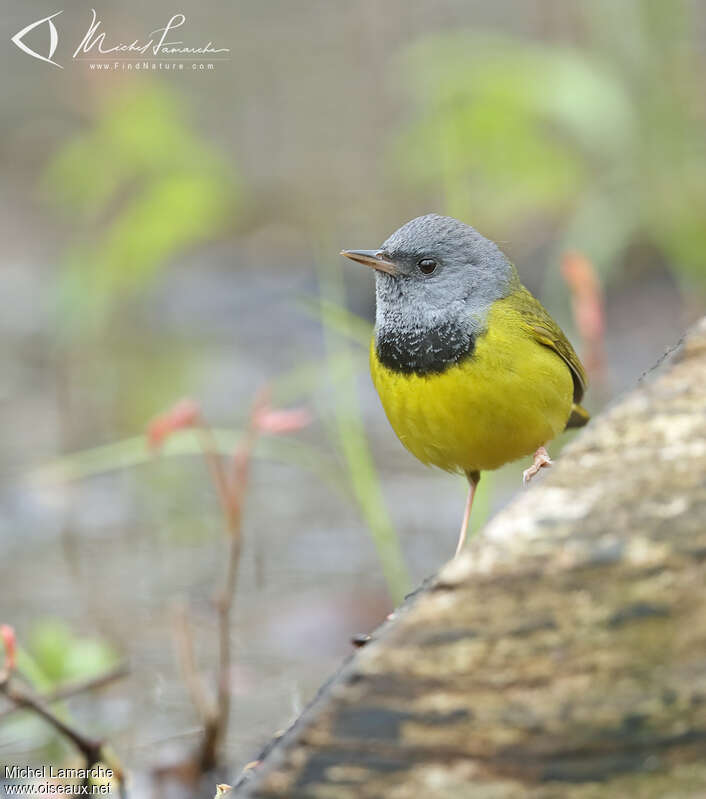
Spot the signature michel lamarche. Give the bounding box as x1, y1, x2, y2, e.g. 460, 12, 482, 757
73, 9, 230, 59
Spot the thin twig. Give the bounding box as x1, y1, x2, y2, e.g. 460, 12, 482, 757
210, 520, 243, 763
0, 674, 124, 788
0, 662, 128, 721
197, 427, 239, 532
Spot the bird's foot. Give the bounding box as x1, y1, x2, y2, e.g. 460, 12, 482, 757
523, 446, 552, 485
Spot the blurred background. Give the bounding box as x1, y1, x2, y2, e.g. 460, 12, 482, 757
1, 0, 704, 795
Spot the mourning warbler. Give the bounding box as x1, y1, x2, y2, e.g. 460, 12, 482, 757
341, 214, 589, 556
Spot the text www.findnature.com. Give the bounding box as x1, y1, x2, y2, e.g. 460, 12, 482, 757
87, 62, 215, 70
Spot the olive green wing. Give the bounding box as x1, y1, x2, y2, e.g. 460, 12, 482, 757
514, 286, 588, 406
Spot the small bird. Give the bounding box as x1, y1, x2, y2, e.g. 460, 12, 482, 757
341, 214, 589, 556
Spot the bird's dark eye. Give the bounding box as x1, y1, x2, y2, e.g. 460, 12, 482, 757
418, 258, 438, 275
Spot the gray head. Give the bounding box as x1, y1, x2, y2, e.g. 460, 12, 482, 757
341, 215, 518, 372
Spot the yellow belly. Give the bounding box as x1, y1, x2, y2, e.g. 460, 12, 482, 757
370, 301, 574, 473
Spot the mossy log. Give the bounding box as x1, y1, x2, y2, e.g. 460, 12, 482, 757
239, 318, 706, 798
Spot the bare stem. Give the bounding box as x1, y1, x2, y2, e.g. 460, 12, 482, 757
197, 427, 239, 533
0, 663, 128, 722
212, 523, 242, 756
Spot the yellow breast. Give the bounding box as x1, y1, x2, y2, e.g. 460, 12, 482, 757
370, 298, 574, 473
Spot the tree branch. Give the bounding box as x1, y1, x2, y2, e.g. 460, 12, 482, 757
0, 663, 128, 722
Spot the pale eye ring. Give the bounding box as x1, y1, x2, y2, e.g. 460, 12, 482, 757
418, 258, 438, 275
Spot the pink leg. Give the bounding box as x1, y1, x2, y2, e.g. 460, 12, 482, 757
455, 471, 480, 557
522, 446, 553, 485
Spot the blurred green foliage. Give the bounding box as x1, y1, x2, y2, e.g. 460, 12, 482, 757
42, 84, 239, 333
393, 0, 706, 290
18, 620, 119, 690
2, 622, 120, 762
39, 84, 241, 439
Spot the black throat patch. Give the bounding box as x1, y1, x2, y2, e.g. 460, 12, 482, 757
375, 322, 476, 376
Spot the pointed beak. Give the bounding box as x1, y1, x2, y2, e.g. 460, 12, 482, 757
340, 249, 398, 276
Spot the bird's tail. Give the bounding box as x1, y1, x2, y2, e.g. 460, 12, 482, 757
565, 403, 590, 430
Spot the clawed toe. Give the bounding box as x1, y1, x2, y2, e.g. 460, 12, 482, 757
522, 446, 553, 485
